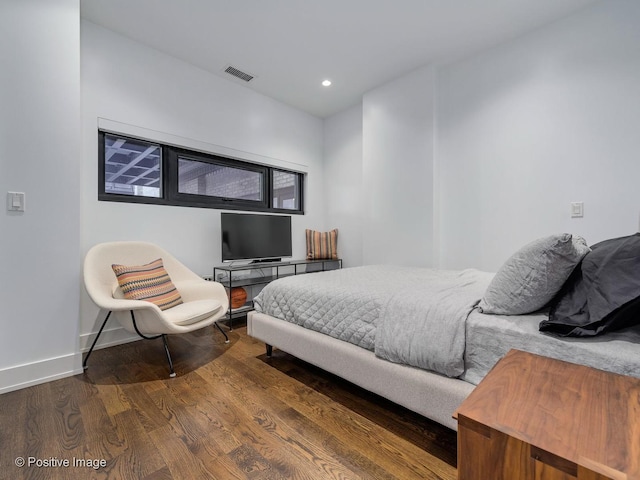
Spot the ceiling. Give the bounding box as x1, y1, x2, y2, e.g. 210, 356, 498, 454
80, 0, 600, 118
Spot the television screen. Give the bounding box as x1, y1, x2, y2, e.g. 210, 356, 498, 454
221, 213, 292, 261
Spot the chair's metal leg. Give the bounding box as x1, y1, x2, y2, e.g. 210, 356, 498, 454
162, 335, 176, 378
131, 311, 161, 340
214, 322, 230, 344
90, 311, 221, 378
83, 311, 112, 370
131, 312, 175, 378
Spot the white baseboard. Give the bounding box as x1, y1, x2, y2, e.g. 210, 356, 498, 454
0, 327, 139, 395
0, 353, 83, 395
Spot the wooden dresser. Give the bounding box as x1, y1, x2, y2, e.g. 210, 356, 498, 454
454, 349, 640, 480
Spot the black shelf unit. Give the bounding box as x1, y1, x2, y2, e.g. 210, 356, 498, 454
214, 259, 342, 328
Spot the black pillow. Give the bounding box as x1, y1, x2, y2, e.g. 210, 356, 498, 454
539, 233, 640, 336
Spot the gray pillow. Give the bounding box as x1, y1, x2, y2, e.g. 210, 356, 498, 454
478, 233, 590, 315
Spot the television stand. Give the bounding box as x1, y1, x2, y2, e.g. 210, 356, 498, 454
214, 258, 342, 329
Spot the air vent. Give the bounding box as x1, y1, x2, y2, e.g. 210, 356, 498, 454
224, 65, 255, 82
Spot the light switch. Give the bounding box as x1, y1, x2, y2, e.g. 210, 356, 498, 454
570, 201, 583, 218
7, 192, 25, 212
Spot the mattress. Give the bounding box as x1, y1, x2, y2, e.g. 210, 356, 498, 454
462, 308, 640, 385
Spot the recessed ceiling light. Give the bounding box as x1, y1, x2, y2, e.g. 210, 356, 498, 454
322, 79, 332, 87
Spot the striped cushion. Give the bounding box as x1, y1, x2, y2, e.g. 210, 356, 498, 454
306, 229, 339, 260
112, 258, 183, 310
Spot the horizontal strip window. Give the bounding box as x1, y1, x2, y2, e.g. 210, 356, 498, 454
98, 131, 304, 214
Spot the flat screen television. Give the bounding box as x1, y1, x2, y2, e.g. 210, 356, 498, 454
221, 213, 292, 262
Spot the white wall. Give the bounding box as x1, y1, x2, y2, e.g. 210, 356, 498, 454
325, 0, 640, 273
80, 21, 325, 349
323, 104, 364, 267
437, 0, 640, 271
362, 65, 437, 267
0, 0, 82, 393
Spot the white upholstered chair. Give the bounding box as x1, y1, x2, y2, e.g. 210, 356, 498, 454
83, 241, 230, 377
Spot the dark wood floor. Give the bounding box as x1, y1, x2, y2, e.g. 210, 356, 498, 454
0, 324, 458, 480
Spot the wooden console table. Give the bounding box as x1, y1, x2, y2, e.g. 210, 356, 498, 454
454, 349, 640, 480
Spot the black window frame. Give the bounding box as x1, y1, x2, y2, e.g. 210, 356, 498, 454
98, 130, 305, 214
271, 168, 304, 212
98, 132, 167, 204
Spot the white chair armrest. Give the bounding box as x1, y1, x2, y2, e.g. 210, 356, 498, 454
99, 296, 162, 313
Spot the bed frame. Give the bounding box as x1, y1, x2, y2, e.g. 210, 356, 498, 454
248, 311, 475, 431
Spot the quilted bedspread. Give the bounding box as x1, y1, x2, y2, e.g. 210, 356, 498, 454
253, 265, 494, 377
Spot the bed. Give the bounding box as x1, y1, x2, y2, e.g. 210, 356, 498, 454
247, 233, 640, 431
